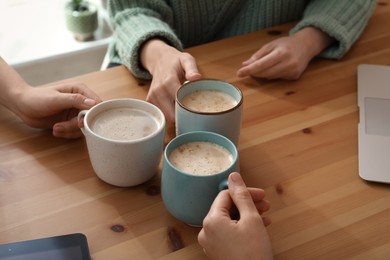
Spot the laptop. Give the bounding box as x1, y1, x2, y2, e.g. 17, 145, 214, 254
357, 64, 390, 184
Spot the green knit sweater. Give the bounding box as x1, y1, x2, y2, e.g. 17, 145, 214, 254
107, 0, 376, 80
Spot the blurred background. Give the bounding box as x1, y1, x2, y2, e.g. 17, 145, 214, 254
0, 0, 112, 85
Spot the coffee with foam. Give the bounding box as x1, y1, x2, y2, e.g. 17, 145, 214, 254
181, 90, 237, 113
168, 141, 233, 176
90, 107, 158, 141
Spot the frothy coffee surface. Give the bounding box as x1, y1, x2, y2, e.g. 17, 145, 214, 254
169, 141, 233, 175
181, 90, 237, 112
90, 108, 158, 141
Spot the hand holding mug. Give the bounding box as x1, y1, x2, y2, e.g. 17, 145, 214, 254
198, 172, 273, 260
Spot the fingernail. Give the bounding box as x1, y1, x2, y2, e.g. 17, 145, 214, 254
83, 98, 96, 106
53, 125, 65, 133
230, 172, 242, 183
188, 72, 201, 80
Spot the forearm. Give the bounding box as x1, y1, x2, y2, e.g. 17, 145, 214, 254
0, 57, 30, 114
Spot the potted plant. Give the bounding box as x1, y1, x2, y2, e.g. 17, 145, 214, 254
65, 0, 98, 41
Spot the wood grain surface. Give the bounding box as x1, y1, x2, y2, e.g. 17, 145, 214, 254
1, 1, 390, 259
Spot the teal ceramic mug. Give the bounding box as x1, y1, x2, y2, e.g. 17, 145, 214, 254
161, 131, 240, 227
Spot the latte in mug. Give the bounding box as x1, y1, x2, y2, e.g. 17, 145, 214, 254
180, 90, 237, 113
176, 79, 243, 145
161, 131, 239, 226
168, 141, 233, 176
78, 98, 166, 187
90, 107, 158, 141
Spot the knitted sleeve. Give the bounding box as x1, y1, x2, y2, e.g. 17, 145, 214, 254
107, 0, 183, 80
290, 0, 376, 59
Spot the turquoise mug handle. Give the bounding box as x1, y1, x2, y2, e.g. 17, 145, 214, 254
219, 178, 229, 191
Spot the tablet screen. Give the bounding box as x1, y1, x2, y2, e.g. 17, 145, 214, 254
0, 233, 90, 260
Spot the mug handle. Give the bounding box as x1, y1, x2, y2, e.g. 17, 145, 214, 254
218, 179, 229, 191
77, 110, 88, 135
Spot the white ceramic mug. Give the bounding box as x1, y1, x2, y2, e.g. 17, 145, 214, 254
175, 79, 243, 145
78, 98, 166, 187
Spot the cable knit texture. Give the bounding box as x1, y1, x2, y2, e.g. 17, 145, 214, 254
107, 0, 376, 80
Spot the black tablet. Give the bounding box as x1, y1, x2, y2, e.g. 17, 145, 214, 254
0, 233, 91, 260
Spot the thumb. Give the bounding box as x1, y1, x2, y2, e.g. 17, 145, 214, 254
186, 70, 202, 81
53, 93, 98, 111
228, 172, 258, 219
180, 53, 202, 81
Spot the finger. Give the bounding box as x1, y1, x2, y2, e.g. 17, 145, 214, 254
53, 129, 83, 139
197, 228, 206, 249
246, 188, 270, 214
247, 187, 266, 202
229, 198, 270, 221
180, 53, 202, 81
242, 45, 273, 66
187, 72, 202, 81
52, 83, 101, 110
254, 199, 271, 214
237, 50, 282, 78
206, 190, 233, 218
228, 172, 259, 218
200, 190, 233, 243
262, 216, 272, 227
251, 60, 302, 80
251, 62, 286, 79
52, 117, 83, 139
197, 228, 211, 255
49, 92, 99, 113
55, 83, 102, 101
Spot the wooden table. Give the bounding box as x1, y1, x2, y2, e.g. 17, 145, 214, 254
1, 2, 390, 259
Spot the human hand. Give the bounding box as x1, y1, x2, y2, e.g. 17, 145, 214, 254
198, 172, 273, 260
16, 83, 101, 139
141, 39, 201, 122
237, 27, 333, 80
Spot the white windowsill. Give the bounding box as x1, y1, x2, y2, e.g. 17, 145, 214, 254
0, 0, 112, 85
0, 0, 112, 67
